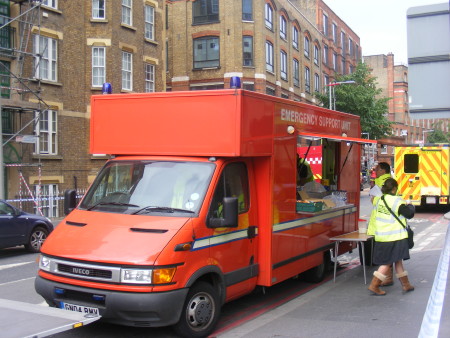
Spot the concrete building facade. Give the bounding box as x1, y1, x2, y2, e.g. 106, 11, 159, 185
407, 2, 450, 119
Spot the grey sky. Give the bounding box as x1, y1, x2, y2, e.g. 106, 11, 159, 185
326, 0, 445, 64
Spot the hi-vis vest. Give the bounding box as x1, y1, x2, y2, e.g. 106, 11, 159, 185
374, 173, 391, 188
368, 194, 408, 242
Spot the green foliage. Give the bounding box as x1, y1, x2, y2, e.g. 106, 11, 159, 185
315, 62, 392, 140
428, 121, 450, 143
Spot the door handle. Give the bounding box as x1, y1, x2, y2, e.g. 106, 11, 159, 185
247, 226, 257, 239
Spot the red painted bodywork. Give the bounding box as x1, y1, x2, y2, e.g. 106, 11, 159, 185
41, 89, 362, 301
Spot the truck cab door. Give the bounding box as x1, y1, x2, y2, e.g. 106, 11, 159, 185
207, 161, 258, 298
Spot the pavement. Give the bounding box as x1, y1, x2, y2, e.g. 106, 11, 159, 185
216, 214, 450, 338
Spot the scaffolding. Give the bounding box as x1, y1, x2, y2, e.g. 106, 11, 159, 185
0, 0, 50, 205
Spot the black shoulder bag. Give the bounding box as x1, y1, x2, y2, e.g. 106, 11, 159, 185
381, 196, 414, 249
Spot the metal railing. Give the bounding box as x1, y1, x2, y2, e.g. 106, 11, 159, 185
6, 190, 87, 221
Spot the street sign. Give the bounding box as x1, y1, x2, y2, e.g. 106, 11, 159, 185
16, 135, 38, 144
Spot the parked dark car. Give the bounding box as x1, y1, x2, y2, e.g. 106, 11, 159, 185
0, 200, 54, 253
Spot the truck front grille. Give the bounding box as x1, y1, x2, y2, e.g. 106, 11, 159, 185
58, 263, 113, 279
48, 258, 122, 282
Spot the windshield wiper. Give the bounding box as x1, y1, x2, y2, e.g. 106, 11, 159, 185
132, 206, 195, 215
87, 201, 140, 211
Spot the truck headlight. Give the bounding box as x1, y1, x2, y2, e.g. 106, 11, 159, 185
120, 267, 177, 284
39, 255, 51, 271
121, 268, 152, 284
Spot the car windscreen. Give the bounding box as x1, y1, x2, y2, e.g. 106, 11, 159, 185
79, 160, 215, 215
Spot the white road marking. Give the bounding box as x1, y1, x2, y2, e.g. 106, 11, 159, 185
0, 261, 34, 271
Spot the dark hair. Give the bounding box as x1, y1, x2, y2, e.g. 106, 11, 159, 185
378, 162, 391, 173
381, 178, 398, 194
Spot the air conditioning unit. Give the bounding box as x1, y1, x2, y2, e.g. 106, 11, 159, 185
400, 130, 408, 136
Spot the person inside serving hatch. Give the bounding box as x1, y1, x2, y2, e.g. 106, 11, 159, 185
297, 156, 314, 187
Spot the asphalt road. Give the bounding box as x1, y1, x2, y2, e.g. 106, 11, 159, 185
0, 189, 447, 338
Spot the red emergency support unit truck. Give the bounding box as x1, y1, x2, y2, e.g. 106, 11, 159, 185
35, 89, 371, 337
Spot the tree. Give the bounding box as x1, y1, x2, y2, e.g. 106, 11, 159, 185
428, 121, 450, 143
316, 62, 392, 140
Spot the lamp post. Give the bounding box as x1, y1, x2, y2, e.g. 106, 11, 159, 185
422, 129, 434, 143
361, 132, 374, 174
325, 80, 356, 110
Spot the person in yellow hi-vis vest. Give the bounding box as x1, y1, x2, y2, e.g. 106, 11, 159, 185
367, 178, 415, 296
368, 162, 394, 286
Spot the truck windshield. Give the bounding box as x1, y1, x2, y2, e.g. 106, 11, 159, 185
79, 160, 215, 215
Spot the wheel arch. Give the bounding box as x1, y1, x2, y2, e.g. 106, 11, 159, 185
185, 265, 226, 305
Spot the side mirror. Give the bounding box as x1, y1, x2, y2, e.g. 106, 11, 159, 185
208, 197, 238, 228
64, 189, 77, 215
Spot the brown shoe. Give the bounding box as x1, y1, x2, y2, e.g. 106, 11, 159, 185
380, 265, 394, 287
368, 271, 387, 296
397, 271, 415, 293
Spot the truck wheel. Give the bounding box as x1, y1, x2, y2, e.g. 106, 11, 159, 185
302, 251, 330, 283
173, 281, 221, 338
25, 226, 49, 253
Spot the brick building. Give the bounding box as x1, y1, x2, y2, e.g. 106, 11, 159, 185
364, 53, 449, 167
166, 0, 360, 103
1, 0, 362, 217
1, 0, 165, 216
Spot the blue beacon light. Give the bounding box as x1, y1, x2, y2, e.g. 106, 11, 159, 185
102, 82, 112, 94
230, 76, 241, 89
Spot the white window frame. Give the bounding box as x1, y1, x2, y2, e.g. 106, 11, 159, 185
323, 44, 328, 65
35, 109, 57, 155
265, 41, 274, 73
280, 15, 287, 40
92, 46, 105, 87
304, 67, 310, 93
314, 45, 319, 65
324, 74, 329, 93
35, 184, 59, 218
43, 0, 57, 9
265, 3, 273, 30
280, 50, 287, 80
292, 26, 299, 49
314, 73, 320, 92
304, 36, 310, 58
122, 51, 132, 91
92, 0, 105, 19
332, 23, 337, 43
293, 58, 299, 87
145, 5, 154, 40
33, 35, 57, 82
122, 0, 132, 26
145, 63, 155, 92
333, 52, 337, 71
322, 13, 328, 36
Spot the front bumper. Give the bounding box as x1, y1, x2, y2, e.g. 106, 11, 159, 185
35, 276, 188, 327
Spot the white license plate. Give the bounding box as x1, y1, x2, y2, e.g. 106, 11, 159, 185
61, 302, 100, 316
426, 197, 436, 204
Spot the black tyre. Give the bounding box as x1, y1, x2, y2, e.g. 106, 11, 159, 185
25, 226, 49, 253
173, 281, 221, 338
302, 251, 331, 283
